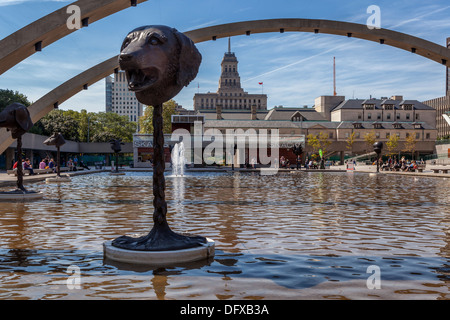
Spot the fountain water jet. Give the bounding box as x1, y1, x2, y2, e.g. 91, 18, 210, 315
171, 142, 186, 177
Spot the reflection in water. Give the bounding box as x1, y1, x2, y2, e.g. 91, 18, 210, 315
0, 171, 449, 299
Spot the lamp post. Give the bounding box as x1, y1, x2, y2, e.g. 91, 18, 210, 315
373, 141, 383, 173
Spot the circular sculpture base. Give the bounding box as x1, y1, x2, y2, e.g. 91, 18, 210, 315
46, 176, 71, 183
110, 172, 126, 176
103, 238, 215, 265
0, 190, 44, 201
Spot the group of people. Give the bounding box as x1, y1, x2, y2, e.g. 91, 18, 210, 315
12, 158, 36, 175
379, 156, 424, 172
12, 156, 84, 175
39, 157, 56, 172
279, 156, 291, 168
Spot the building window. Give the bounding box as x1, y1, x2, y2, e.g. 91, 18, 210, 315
403, 104, 413, 110
387, 113, 391, 120
415, 113, 420, 120
397, 114, 400, 120
367, 113, 372, 119
426, 133, 430, 139
406, 114, 410, 120
386, 133, 390, 138
358, 114, 362, 120
416, 133, 420, 139
377, 114, 381, 120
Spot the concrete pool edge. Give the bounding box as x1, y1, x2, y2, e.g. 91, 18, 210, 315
103, 238, 215, 265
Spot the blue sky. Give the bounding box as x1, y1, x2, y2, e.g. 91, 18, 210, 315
0, 0, 450, 112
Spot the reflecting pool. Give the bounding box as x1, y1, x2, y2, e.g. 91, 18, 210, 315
0, 171, 449, 299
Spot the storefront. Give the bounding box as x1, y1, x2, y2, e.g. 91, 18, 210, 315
133, 134, 173, 168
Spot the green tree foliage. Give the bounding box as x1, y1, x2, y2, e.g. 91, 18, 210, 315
0, 89, 137, 142
363, 130, 376, 153
38, 109, 136, 142
139, 99, 178, 134
386, 133, 399, 157
0, 89, 44, 134
40, 110, 80, 141
402, 133, 417, 159
346, 131, 356, 153
89, 112, 137, 142
306, 132, 331, 158
0, 89, 31, 112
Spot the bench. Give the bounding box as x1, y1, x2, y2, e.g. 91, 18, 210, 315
94, 162, 104, 169
432, 168, 449, 174
7, 168, 54, 176
416, 164, 426, 173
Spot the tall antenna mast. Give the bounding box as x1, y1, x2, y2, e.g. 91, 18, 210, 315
333, 56, 337, 96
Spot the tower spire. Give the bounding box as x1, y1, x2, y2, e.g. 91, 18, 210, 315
228, 37, 231, 53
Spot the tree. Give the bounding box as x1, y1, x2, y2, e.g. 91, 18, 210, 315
40, 110, 80, 141
90, 112, 137, 143
386, 133, 399, 157
139, 99, 178, 134
0, 89, 31, 112
346, 131, 356, 154
307, 133, 320, 155
403, 133, 417, 159
317, 131, 332, 158
363, 130, 376, 153
0, 89, 45, 134
306, 131, 331, 158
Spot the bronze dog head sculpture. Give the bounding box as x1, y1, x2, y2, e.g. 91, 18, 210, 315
109, 139, 124, 154
119, 25, 201, 106
0, 102, 33, 139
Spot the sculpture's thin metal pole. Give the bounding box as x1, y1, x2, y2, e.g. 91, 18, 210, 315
56, 146, 61, 177
152, 103, 168, 228
16, 135, 25, 192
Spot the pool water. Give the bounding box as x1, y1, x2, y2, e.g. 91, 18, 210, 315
0, 171, 449, 299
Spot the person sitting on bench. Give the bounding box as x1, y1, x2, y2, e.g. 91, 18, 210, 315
23, 158, 35, 175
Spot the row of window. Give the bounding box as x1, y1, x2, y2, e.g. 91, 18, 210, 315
112, 106, 137, 113
209, 129, 431, 140
359, 113, 419, 120
364, 104, 413, 110
200, 98, 262, 104
222, 79, 239, 86
115, 92, 137, 98
223, 65, 236, 73
343, 131, 430, 139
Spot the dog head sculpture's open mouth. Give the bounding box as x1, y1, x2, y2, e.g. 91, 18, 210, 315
125, 67, 160, 92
